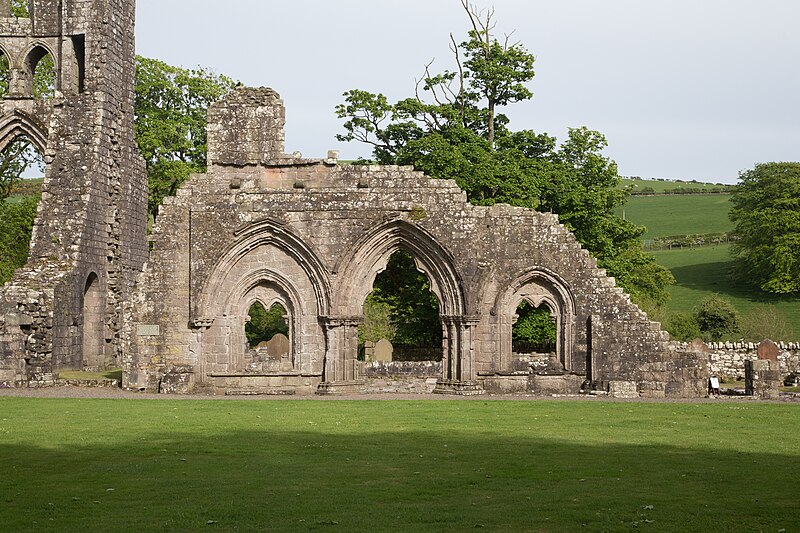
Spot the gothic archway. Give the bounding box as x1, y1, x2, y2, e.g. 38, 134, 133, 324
495, 268, 577, 374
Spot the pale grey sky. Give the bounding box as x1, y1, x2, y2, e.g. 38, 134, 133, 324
136, 1, 799, 184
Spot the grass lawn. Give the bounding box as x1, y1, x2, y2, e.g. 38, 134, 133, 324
651, 244, 800, 338
0, 398, 798, 532
617, 194, 733, 239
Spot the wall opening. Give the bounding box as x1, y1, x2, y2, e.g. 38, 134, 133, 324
71, 35, 85, 94
358, 250, 442, 362
512, 300, 558, 371
82, 273, 105, 371
0, 50, 9, 97
26, 46, 55, 98
245, 301, 289, 348
240, 293, 293, 373
0, 134, 45, 284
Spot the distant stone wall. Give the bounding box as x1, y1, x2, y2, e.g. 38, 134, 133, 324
676, 341, 800, 380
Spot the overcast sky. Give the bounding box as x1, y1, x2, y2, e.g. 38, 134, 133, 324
135, 1, 799, 184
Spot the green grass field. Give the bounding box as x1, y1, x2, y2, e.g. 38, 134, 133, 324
652, 244, 800, 338
0, 398, 797, 532
618, 194, 733, 239
619, 177, 734, 194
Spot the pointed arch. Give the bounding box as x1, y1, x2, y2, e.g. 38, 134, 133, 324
494, 267, 577, 372
0, 109, 48, 153
196, 217, 331, 319
333, 218, 466, 317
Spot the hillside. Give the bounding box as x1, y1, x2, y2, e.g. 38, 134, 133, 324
615, 180, 799, 340
618, 194, 733, 240
619, 177, 735, 195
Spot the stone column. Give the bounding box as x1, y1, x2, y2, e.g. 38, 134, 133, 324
317, 315, 364, 394
435, 315, 484, 395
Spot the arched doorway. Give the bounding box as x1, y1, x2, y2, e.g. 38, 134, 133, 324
331, 220, 471, 391
82, 272, 105, 370
359, 249, 442, 362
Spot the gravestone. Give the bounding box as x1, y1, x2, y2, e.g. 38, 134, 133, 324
757, 339, 779, 362
687, 338, 709, 353
266, 334, 290, 361
374, 339, 394, 362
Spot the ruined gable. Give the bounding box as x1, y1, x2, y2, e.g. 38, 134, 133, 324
128, 87, 708, 397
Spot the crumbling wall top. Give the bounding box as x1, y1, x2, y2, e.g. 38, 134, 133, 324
207, 87, 290, 167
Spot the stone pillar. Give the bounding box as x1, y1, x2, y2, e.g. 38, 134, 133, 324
317, 316, 364, 395
435, 315, 484, 395
746, 340, 782, 400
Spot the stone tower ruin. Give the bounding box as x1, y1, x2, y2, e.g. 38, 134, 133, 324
0, 0, 147, 386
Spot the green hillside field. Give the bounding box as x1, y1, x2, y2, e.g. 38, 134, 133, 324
618, 194, 733, 239
619, 177, 734, 194
651, 244, 800, 339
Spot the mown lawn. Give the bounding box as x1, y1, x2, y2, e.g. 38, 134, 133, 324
618, 194, 733, 239
652, 244, 800, 338
0, 398, 798, 532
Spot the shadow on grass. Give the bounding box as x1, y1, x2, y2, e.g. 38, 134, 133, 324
669, 260, 798, 304
1, 428, 796, 532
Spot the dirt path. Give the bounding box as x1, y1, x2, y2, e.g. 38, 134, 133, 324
0, 385, 794, 403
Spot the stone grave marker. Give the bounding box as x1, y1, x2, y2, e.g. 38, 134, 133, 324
757, 339, 779, 361
266, 333, 290, 361
374, 339, 394, 362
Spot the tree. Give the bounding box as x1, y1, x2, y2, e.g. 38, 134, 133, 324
134, 56, 236, 219
245, 302, 289, 348
0, 138, 43, 200
694, 294, 740, 342
730, 162, 800, 294
336, 1, 673, 307
0, 195, 39, 284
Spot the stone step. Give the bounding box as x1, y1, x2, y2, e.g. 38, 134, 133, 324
225, 388, 295, 396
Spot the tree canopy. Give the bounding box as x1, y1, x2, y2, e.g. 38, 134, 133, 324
134, 56, 236, 219
336, 1, 673, 308
730, 162, 800, 294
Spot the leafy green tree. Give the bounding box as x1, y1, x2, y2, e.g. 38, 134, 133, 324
694, 294, 740, 342
33, 54, 55, 98
730, 162, 800, 294
0, 195, 39, 284
245, 302, 289, 348
134, 56, 236, 219
358, 298, 396, 345
10, 0, 28, 17
336, 2, 673, 307
512, 301, 556, 353
0, 138, 43, 200
368, 250, 442, 347
666, 312, 701, 342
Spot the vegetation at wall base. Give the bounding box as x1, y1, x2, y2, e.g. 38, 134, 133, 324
0, 398, 797, 532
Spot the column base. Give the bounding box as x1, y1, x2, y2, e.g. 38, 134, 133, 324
316, 380, 366, 395
433, 379, 485, 396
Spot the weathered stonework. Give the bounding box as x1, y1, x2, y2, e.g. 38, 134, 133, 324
127, 87, 708, 398
0, 3, 711, 398
0, 0, 147, 386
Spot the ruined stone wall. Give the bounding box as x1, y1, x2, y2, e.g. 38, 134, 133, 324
0, 0, 146, 386
674, 341, 800, 380
128, 87, 705, 397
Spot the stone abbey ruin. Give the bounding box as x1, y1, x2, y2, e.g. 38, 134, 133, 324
2, 0, 773, 398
